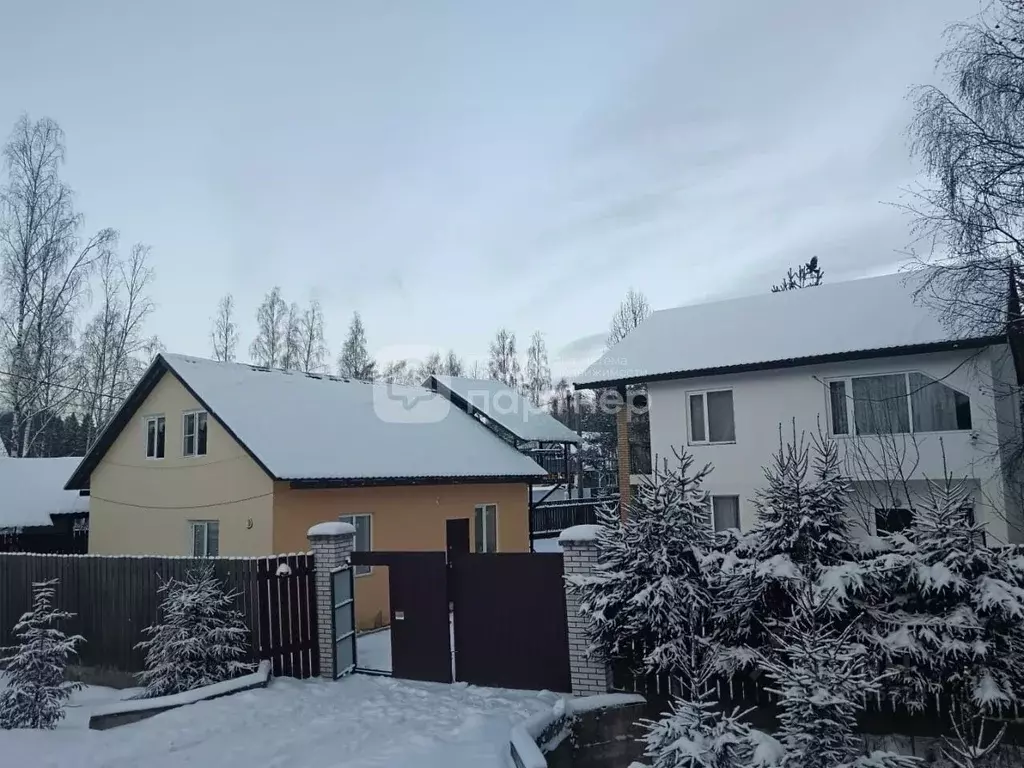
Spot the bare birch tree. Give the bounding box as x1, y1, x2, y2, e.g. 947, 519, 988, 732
296, 299, 327, 373
337, 311, 375, 380
210, 294, 239, 362
79, 243, 156, 441
249, 287, 288, 368
524, 330, 551, 407
281, 301, 302, 371
607, 287, 650, 347
0, 115, 116, 456
443, 349, 464, 377
487, 328, 520, 389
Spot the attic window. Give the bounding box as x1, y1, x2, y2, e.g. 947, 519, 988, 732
145, 415, 166, 459
183, 411, 208, 457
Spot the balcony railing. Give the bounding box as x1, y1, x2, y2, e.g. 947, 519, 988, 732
531, 496, 618, 537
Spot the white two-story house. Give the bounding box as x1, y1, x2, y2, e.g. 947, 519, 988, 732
575, 271, 1024, 545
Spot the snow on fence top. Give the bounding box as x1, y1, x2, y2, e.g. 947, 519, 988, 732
559, 524, 602, 544
575, 269, 998, 387
149, 354, 548, 482
0, 457, 88, 529
307, 521, 356, 538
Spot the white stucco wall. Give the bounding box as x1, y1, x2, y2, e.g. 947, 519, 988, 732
646, 345, 1021, 544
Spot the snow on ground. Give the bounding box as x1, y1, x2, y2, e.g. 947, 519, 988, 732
1, 673, 556, 768
356, 615, 456, 674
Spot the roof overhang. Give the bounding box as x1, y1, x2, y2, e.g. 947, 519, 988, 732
289, 475, 544, 489
573, 336, 1005, 390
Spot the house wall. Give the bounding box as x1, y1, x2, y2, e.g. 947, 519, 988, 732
646, 346, 1016, 543
88, 372, 275, 556
272, 481, 530, 630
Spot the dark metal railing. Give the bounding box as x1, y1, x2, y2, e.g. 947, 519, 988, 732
530, 496, 618, 537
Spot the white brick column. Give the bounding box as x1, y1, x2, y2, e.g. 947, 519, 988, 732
561, 525, 612, 696
307, 521, 356, 679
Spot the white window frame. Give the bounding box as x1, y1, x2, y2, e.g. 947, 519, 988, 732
189, 520, 219, 557
687, 388, 735, 445
340, 514, 372, 576
474, 503, 499, 553
144, 414, 166, 460
182, 410, 208, 457
825, 371, 972, 438
710, 495, 741, 533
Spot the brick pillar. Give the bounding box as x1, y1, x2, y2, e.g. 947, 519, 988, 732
307, 520, 356, 679
561, 526, 612, 696
615, 384, 631, 520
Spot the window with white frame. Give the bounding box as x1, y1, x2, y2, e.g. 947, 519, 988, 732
827, 372, 971, 437
688, 389, 735, 444
340, 514, 372, 575
145, 415, 166, 459
711, 495, 740, 532
182, 411, 209, 456
189, 520, 219, 556
474, 504, 498, 553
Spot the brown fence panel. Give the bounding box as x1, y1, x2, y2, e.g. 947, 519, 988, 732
0, 552, 318, 679
450, 552, 570, 693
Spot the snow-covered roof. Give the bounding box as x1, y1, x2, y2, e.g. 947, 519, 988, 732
70, 355, 546, 485
0, 457, 89, 529
575, 271, 1003, 387
426, 375, 580, 444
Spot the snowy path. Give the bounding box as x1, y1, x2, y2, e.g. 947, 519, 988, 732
1, 674, 555, 768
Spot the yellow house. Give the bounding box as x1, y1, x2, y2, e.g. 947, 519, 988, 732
65, 353, 547, 628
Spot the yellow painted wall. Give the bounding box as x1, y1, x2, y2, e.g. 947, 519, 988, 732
272, 482, 529, 629
88, 372, 274, 556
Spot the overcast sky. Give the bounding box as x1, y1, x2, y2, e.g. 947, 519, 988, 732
0, 0, 980, 378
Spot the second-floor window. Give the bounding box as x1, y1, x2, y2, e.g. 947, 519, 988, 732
828, 372, 972, 437
688, 389, 735, 444
145, 415, 165, 459
182, 411, 208, 456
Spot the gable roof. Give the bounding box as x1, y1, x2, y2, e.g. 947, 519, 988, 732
425, 375, 580, 444
0, 458, 89, 529
574, 271, 1005, 389
66, 354, 546, 490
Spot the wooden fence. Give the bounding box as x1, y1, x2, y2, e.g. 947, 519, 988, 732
0, 552, 319, 679
531, 497, 617, 537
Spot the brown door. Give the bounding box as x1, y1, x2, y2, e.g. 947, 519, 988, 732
446, 519, 470, 561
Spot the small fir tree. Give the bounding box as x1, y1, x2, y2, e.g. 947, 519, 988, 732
643, 644, 781, 768
712, 428, 857, 670
0, 579, 83, 729
759, 589, 917, 768
136, 565, 255, 698
855, 477, 1024, 716
572, 450, 714, 677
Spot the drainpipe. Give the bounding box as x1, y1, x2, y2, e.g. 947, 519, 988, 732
616, 384, 631, 521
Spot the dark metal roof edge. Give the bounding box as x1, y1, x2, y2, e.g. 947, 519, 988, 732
288, 474, 544, 489
572, 336, 1005, 390
427, 374, 580, 444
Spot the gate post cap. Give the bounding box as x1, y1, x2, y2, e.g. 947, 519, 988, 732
559, 524, 601, 544
307, 521, 356, 538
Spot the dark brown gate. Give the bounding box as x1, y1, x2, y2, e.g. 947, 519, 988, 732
351, 551, 452, 684
450, 553, 570, 693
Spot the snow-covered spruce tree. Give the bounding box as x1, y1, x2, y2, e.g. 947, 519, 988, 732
643, 642, 781, 768
759, 589, 917, 768
0, 579, 83, 729
571, 450, 715, 678
135, 564, 255, 698
711, 427, 857, 670
856, 476, 1024, 717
